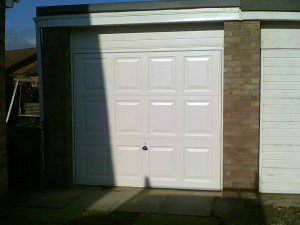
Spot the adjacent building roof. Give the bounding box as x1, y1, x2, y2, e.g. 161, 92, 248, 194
36, 0, 300, 17
5, 48, 37, 76
6, 0, 20, 8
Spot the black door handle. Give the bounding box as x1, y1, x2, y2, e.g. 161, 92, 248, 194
142, 146, 148, 151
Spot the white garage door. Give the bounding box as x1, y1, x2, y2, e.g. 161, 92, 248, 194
261, 22, 300, 194
72, 25, 222, 190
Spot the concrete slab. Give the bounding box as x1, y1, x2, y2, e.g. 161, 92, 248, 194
66, 190, 127, 211
133, 213, 219, 225
17, 189, 83, 209
116, 189, 168, 213
0, 207, 81, 224
160, 194, 213, 216
193, 191, 223, 198
107, 186, 144, 193
143, 188, 195, 196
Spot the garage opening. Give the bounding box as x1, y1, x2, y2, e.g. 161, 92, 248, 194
71, 24, 223, 190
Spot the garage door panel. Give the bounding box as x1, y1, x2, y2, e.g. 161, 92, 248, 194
262, 151, 300, 161
262, 144, 300, 152
184, 147, 211, 182
184, 56, 211, 92
261, 48, 300, 193
75, 55, 108, 94
182, 140, 220, 189
74, 49, 222, 189
263, 58, 300, 67
149, 146, 176, 181
263, 105, 300, 114
264, 90, 300, 98
114, 57, 142, 93
261, 168, 300, 182
114, 145, 143, 178
263, 121, 300, 129
183, 51, 221, 95
260, 182, 300, 194
263, 82, 300, 90
263, 67, 300, 75
264, 75, 300, 82
111, 139, 146, 186
262, 137, 300, 145
184, 100, 212, 137
75, 98, 109, 138
262, 50, 300, 58
76, 140, 113, 185
148, 57, 176, 93
261, 159, 300, 169
109, 97, 147, 139
149, 101, 176, 136
263, 98, 300, 105
261, 174, 300, 183
115, 100, 142, 135
263, 113, 300, 122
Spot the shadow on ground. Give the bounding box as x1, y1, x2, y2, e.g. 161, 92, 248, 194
2, 184, 300, 225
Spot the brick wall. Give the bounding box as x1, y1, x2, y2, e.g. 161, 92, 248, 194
42, 28, 73, 188
223, 21, 261, 190
0, 1, 8, 198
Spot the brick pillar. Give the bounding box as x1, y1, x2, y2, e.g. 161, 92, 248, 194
0, 2, 8, 198
42, 28, 73, 188
223, 21, 261, 190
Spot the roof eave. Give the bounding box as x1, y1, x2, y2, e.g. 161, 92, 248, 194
36, 0, 240, 17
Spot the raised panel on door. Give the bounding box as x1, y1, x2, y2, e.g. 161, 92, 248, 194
75, 139, 113, 185
74, 54, 108, 96
182, 140, 220, 189
110, 96, 147, 139
149, 101, 176, 136
148, 57, 176, 92
181, 51, 221, 96
111, 139, 147, 187
115, 100, 142, 135
114, 57, 141, 92
76, 97, 109, 138
184, 100, 212, 137
146, 140, 179, 188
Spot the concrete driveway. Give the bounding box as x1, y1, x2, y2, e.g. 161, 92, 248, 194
1, 186, 300, 225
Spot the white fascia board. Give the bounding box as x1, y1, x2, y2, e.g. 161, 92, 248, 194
242, 11, 300, 21
35, 8, 241, 28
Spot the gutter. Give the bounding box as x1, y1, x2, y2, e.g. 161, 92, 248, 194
34, 19, 45, 186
